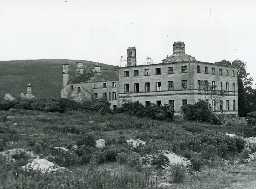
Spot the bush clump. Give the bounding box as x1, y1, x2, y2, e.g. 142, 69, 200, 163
182, 100, 221, 124
116, 102, 174, 121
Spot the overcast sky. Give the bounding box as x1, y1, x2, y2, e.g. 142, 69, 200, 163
1, 0, 256, 82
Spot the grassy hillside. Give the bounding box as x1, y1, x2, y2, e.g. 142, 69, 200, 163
0, 59, 115, 98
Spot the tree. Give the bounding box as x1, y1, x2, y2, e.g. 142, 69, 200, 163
232, 60, 254, 116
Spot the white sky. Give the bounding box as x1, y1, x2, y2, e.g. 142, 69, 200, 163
0, 0, 256, 82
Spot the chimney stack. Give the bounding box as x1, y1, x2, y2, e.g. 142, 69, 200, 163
173, 42, 185, 55
127, 47, 136, 67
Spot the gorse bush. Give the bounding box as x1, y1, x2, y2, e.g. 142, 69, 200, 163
116, 102, 174, 121
182, 100, 222, 124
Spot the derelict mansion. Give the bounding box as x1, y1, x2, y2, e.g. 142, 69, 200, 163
61, 42, 238, 116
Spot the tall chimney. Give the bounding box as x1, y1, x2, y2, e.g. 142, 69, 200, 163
127, 47, 136, 67
62, 64, 70, 87
173, 42, 185, 55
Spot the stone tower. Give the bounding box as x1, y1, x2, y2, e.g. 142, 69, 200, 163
127, 47, 136, 67
76, 62, 84, 75
173, 41, 185, 55
27, 83, 32, 95
62, 64, 70, 87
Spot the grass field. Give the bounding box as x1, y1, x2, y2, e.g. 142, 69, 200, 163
0, 108, 253, 189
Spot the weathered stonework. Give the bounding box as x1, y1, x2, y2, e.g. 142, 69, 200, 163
61, 42, 238, 116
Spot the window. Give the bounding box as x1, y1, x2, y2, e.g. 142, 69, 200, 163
124, 71, 129, 77
205, 66, 209, 74
233, 83, 235, 91
134, 83, 139, 93
168, 67, 174, 74
103, 92, 107, 99
169, 100, 174, 111
71, 85, 74, 91
145, 101, 151, 107
232, 70, 235, 77
226, 69, 229, 76
212, 81, 216, 90
156, 82, 161, 91
182, 80, 187, 89
212, 67, 216, 74
113, 105, 117, 110
213, 100, 216, 111
77, 86, 81, 93
109, 92, 111, 100
144, 68, 150, 76
112, 82, 116, 88
204, 80, 209, 90
226, 100, 230, 111
94, 93, 98, 99
219, 68, 223, 76
197, 65, 201, 73
124, 84, 129, 93
226, 82, 229, 91
103, 82, 107, 88
168, 81, 174, 90
112, 92, 117, 100
220, 100, 223, 111
182, 99, 187, 106
198, 80, 202, 89
155, 68, 161, 75
181, 65, 188, 73
233, 100, 236, 111
156, 100, 162, 106
134, 70, 139, 76
220, 82, 223, 90
145, 82, 150, 92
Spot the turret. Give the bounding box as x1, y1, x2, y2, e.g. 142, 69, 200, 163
62, 64, 70, 87
27, 83, 32, 95
76, 62, 84, 75
127, 47, 136, 67
173, 41, 185, 55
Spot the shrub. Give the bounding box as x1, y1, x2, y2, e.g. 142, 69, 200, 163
127, 151, 141, 168
151, 154, 169, 170
0, 100, 17, 110
76, 134, 96, 147
49, 148, 80, 167
190, 155, 203, 171
116, 152, 128, 164
116, 102, 174, 121
170, 164, 186, 183
182, 100, 221, 124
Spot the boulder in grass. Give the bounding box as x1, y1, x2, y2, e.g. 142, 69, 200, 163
3, 93, 15, 102
22, 158, 65, 174
96, 139, 105, 149
126, 139, 146, 148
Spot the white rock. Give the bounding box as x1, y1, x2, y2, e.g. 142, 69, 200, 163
53, 147, 69, 152
3, 93, 15, 101
22, 158, 65, 173
162, 151, 191, 167
158, 182, 172, 189
96, 139, 105, 149
225, 133, 237, 138
126, 139, 146, 148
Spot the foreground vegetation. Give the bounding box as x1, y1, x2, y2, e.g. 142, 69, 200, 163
0, 105, 254, 188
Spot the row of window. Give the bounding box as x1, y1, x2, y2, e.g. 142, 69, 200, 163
198, 80, 236, 91
94, 92, 117, 101
123, 66, 236, 77
94, 82, 117, 89
145, 99, 236, 112
124, 80, 236, 93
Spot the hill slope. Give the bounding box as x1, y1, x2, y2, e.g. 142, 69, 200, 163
0, 59, 115, 98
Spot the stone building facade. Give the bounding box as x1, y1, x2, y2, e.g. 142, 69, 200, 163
61, 42, 238, 115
